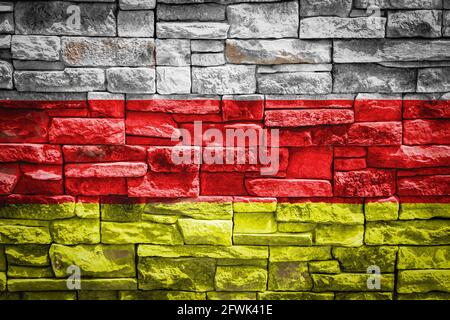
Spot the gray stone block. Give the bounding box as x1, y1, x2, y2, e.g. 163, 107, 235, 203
0, 60, 13, 89
300, 17, 386, 38
118, 11, 154, 38
157, 4, 226, 21
156, 67, 191, 94
300, 0, 352, 17
14, 69, 106, 92
119, 0, 156, 10
157, 22, 229, 39
0, 12, 13, 34
257, 72, 332, 95
155, 39, 190, 66
191, 40, 224, 53
107, 68, 156, 94
12, 36, 61, 61
387, 10, 442, 38
62, 37, 155, 67
191, 53, 225, 66
418, 67, 450, 92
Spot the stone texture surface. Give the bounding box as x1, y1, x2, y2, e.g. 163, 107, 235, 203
0, 0, 449, 301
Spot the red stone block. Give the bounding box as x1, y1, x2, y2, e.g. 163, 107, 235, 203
126, 136, 180, 146
265, 98, 353, 109
0, 194, 75, 205
47, 108, 89, 117
201, 172, 246, 196
354, 99, 401, 121
65, 162, 148, 178
49, 118, 125, 145
66, 178, 127, 196
0, 144, 62, 164
89, 99, 124, 118
311, 125, 349, 146
77, 196, 100, 204
334, 169, 395, 197
404, 120, 450, 145
202, 147, 288, 175
404, 99, 450, 119
286, 147, 332, 179
265, 109, 354, 127
147, 146, 200, 172
126, 112, 178, 138
0, 99, 87, 110
128, 172, 199, 198
172, 114, 223, 123
0, 164, 19, 194
127, 98, 220, 114
245, 179, 333, 197
335, 158, 367, 171
0, 109, 49, 143
347, 122, 402, 146
398, 167, 450, 177
279, 129, 313, 147
398, 175, 450, 196
368, 145, 450, 168
15, 164, 63, 195
222, 99, 264, 121
63, 145, 147, 163
334, 147, 366, 158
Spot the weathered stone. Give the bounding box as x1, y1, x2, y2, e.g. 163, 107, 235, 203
22, 291, 76, 300
207, 292, 256, 300
13, 61, 65, 71
118, 11, 154, 37
418, 67, 450, 92
5, 245, 50, 266
334, 64, 416, 93
258, 292, 334, 300
300, 17, 386, 38
355, 0, 442, 9
11, 36, 60, 61
234, 212, 276, 234
336, 292, 393, 300
313, 273, 395, 292
332, 246, 398, 272
62, 37, 154, 67
79, 291, 118, 300
226, 39, 331, 65
387, 10, 442, 38
444, 11, 450, 36
398, 270, 450, 293
278, 223, 317, 233
400, 203, 450, 220
270, 246, 331, 262
107, 68, 155, 94
156, 39, 190, 66
50, 244, 135, 278
0, 273, 6, 291
217, 259, 267, 267
227, 2, 299, 38
276, 203, 364, 225
0, 12, 12, 33
0, 219, 51, 244
0, 35, 10, 48
0, 60, 12, 89
156, 67, 191, 94
234, 233, 312, 246
258, 72, 332, 95
192, 65, 256, 94
266, 109, 353, 127
144, 201, 233, 220
8, 278, 137, 291
233, 200, 277, 213
138, 244, 268, 260
120, 290, 205, 300
158, 4, 226, 21
102, 221, 184, 244
398, 292, 450, 300
258, 64, 332, 73
316, 225, 364, 247
7, 265, 53, 278
300, 0, 352, 17
138, 257, 215, 291
365, 197, 399, 221
15, 69, 105, 92
398, 246, 450, 269
191, 40, 224, 52
334, 40, 450, 63
0, 2, 13, 12
50, 219, 100, 245
215, 266, 267, 291
157, 22, 229, 39
15, 1, 116, 36
308, 261, 341, 274
269, 262, 312, 291
120, 0, 155, 10
178, 219, 232, 246
191, 53, 225, 66
365, 220, 450, 245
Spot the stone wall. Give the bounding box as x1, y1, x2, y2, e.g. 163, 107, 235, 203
0, 0, 449, 300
